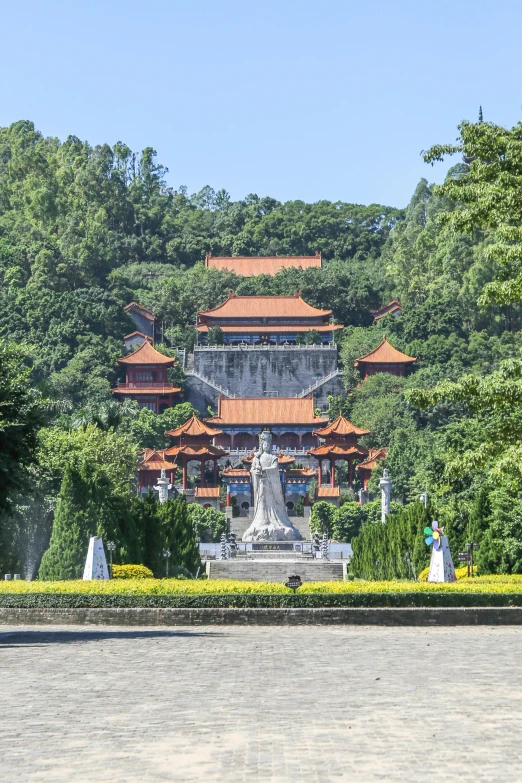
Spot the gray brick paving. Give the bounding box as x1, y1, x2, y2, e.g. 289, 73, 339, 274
0, 624, 521, 782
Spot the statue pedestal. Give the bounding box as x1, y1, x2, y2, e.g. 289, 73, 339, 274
427, 535, 456, 582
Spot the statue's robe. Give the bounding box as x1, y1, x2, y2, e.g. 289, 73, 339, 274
242, 451, 302, 541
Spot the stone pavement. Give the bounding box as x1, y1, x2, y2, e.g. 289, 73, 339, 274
1, 625, 522, 782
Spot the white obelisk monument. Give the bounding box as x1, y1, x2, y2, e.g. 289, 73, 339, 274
83, 536, 110, 580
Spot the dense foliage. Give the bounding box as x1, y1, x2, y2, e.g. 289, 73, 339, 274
3, 115, 522, 577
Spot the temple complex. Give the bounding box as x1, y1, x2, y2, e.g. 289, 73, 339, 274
204, 252, 322, 276
112, 299, 405, 538
355, 337, 416, 378
196, 292, 342, 345
112, 341, 181, 413
206, 397, 328, 451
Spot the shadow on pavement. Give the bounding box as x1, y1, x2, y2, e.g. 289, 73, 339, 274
0, 628, 225, 647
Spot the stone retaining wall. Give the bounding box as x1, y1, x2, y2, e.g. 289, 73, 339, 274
2, 607, 522, 625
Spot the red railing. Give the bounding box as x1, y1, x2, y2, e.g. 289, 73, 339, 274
118, 382, 174, 391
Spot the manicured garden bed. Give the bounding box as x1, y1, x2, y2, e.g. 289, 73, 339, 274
1, 576, 522, 608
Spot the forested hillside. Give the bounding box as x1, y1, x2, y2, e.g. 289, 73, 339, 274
2, 116, 522, 578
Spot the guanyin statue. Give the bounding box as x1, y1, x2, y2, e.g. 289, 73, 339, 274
242, 430, 302, 542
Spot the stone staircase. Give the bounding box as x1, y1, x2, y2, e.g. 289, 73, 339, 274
207, 560, 344, 582
296, 368, 342, 398
185, 368, 235, 398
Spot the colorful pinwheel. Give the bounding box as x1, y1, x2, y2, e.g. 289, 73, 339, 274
424, 520, 443, 551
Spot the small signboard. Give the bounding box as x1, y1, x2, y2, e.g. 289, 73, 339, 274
252, 543, 293, 551
285, 575, 303, 593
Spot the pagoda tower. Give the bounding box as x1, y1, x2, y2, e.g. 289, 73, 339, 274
308, 415, 370, 495
112, 341, 181, 413
354, 337, 416, 379
164, 416, 228, 506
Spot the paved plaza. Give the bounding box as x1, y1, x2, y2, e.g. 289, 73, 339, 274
1, 624, 522, 782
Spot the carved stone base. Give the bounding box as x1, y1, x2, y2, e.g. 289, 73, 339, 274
242, 521, 302, 542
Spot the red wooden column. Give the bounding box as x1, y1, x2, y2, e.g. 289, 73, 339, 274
226, 490, 231, 505
330, 458, 335, 487
200, 459, 205, 487
182, 459, 188, 489
317, 461, 322, 487
348, 458, 353, 488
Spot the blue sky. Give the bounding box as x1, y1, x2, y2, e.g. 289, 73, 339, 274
1, 0, 521, 208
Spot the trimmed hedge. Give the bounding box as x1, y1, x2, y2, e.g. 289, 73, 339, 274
1, 592, 522, 608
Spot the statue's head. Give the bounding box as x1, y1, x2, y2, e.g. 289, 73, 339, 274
259, 430, 272, 453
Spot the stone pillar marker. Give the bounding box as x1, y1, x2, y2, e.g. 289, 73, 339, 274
154, 469, 170, 504
379, 469, 392, 523
83, 536, 110, 580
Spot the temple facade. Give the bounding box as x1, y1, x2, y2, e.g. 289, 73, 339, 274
196, 293, 342, 345
206, 397, 328, 451
112, 341, 181, 413
205, 252, 322, 277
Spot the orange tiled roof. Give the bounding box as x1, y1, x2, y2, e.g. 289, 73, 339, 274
355, 338, 415, 366
165, 444, 228, 459
242, 453, 296, 466
124, 301, 155, 320
317, 486, 340, 497
205, 252, 321, 277
197, 324, 342, 334
308, 444, 368, 458
357, 448, 388, 472
206, 397, 328, 426
165, 415, 222, 439
195, 487, 220, 498
372, 300, 402, 322
117, 341, 175, 366
124, 331, 153, 342
137, 449, 176, 471
313, 415, 370, 438
198, 293, 332, 320
220, 467, 251, 478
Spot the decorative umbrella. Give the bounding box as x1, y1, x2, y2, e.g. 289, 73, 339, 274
424, 520, 444, 551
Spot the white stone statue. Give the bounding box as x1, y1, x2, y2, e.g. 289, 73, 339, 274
242, 431, 302, 541
379, 468, 392, 523
154, 469, 170, 504
83, 536, 109, 580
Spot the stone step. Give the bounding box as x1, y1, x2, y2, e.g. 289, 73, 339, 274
207, 560, 344, 582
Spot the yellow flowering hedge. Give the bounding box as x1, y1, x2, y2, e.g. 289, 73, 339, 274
111, 564, 153, 579
1, 575, 522, 595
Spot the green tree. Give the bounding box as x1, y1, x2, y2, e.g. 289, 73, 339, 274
0, 341, 43, 512
158, 497, 201, 576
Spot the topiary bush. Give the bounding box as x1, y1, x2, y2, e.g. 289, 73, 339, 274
112, 564, 153, 579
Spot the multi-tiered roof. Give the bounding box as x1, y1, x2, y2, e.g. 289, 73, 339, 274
197, 292, 342, 344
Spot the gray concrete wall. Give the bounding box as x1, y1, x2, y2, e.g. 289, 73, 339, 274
185, 375, 219, 414
207, 560, 344, 582
194, 347, 339, 398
